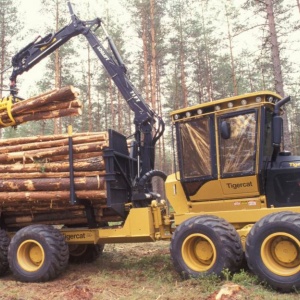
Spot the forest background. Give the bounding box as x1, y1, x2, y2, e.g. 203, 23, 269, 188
0, 0, 300, 176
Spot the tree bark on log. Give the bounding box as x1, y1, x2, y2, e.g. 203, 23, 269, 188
0, 157, 104, 173
26, 99, 82, 113
0, 152, 104, 165
0, 131, 104, 147
0, 86, 82, 128
0, 171, 105, 179
0, 135, 107, 153
0, 86, 79, 117
0, 126, 128, 228
0, 141, 107, 163
0, 176, 106, 191
7, 107, 82, 124
0, 190, 106, 202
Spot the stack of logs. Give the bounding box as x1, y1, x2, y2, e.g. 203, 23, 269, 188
0, 131, 121, 228
0, 85, 82, 128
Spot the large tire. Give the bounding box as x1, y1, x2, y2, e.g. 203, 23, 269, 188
245, 211, 300, 292
170, 215, 243, 279
8, 224, 69, 282
0, 230, 10, 276
69, 244, 104, 263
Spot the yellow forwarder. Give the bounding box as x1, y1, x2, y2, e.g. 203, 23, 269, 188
0, 1, 299, 292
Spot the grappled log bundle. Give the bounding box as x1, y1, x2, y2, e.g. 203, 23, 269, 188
0, 131, 119, 227
0, 86, 82, 128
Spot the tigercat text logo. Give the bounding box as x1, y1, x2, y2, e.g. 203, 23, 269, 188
226, 182, 253, 189
96, 45, 110, 61
64, 233, 86, 241
289, 162, 300, 168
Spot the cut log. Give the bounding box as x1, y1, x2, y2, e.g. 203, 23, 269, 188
6, 107, 82, 124
0, 86, 82, 128
0, 176, 106, 192
0, 131, 104, 147
0, 157, 105, 173
0, 141, 107, 163
0, 171, 105, 179
0, 85, 79, 117
0, 134, 107, 153
0, 190, 106, 202
0, 152, 104, 165
26, 99, 82, 113
0, 128, 128, 228
2, 204, 123, 227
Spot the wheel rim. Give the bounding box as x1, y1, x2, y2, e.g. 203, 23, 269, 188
182, 233, 216, 272
69, 244, 88, 257
261, 232, 300, 276
17, 240, 45, 272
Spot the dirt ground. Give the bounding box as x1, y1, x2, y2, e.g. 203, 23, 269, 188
0, 241, 299, 300
0, 242, 173, 300
0, 242, 163, 299
0, 242, 220, 300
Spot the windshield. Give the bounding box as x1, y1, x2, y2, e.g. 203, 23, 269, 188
219, 111, 257, 176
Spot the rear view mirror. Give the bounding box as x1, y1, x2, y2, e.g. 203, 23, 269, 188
221, 120, 231, 139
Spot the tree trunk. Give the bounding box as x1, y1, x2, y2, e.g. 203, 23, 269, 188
225, 3, 238, 95
265, 0, 291, 149
150, 0, 158, 111
0, 8, 5, 100
142, 13, 150, 103
178, 5, 188, 107
109, 77, 115, 129
87, 44, 93, 131
54, 0, 61, 134
200, 1, 213, 101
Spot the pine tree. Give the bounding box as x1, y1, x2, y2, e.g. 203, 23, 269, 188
242, 0, 294, 149
0, 0, 19, 97
35, 0, 78, 135
0, 0, 21, 138
166, 0, 191, 108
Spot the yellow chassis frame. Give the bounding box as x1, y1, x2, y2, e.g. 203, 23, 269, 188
61, 201, 173, 245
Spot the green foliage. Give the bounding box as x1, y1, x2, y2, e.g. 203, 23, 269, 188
231, 269, 260, 286
0, 0, 21, 95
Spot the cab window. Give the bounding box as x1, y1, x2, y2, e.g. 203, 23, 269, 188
178, 116, 213, 179
218, 111, 257, 177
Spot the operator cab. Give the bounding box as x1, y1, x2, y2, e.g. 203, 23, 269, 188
171, 92, 299, 211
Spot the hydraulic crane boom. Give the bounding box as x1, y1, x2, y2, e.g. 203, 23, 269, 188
8, 1, 164, 179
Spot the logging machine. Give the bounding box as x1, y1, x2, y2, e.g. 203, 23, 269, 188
0, 1, 300, 293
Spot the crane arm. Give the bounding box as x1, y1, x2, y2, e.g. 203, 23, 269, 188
7, 1, 164, 177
